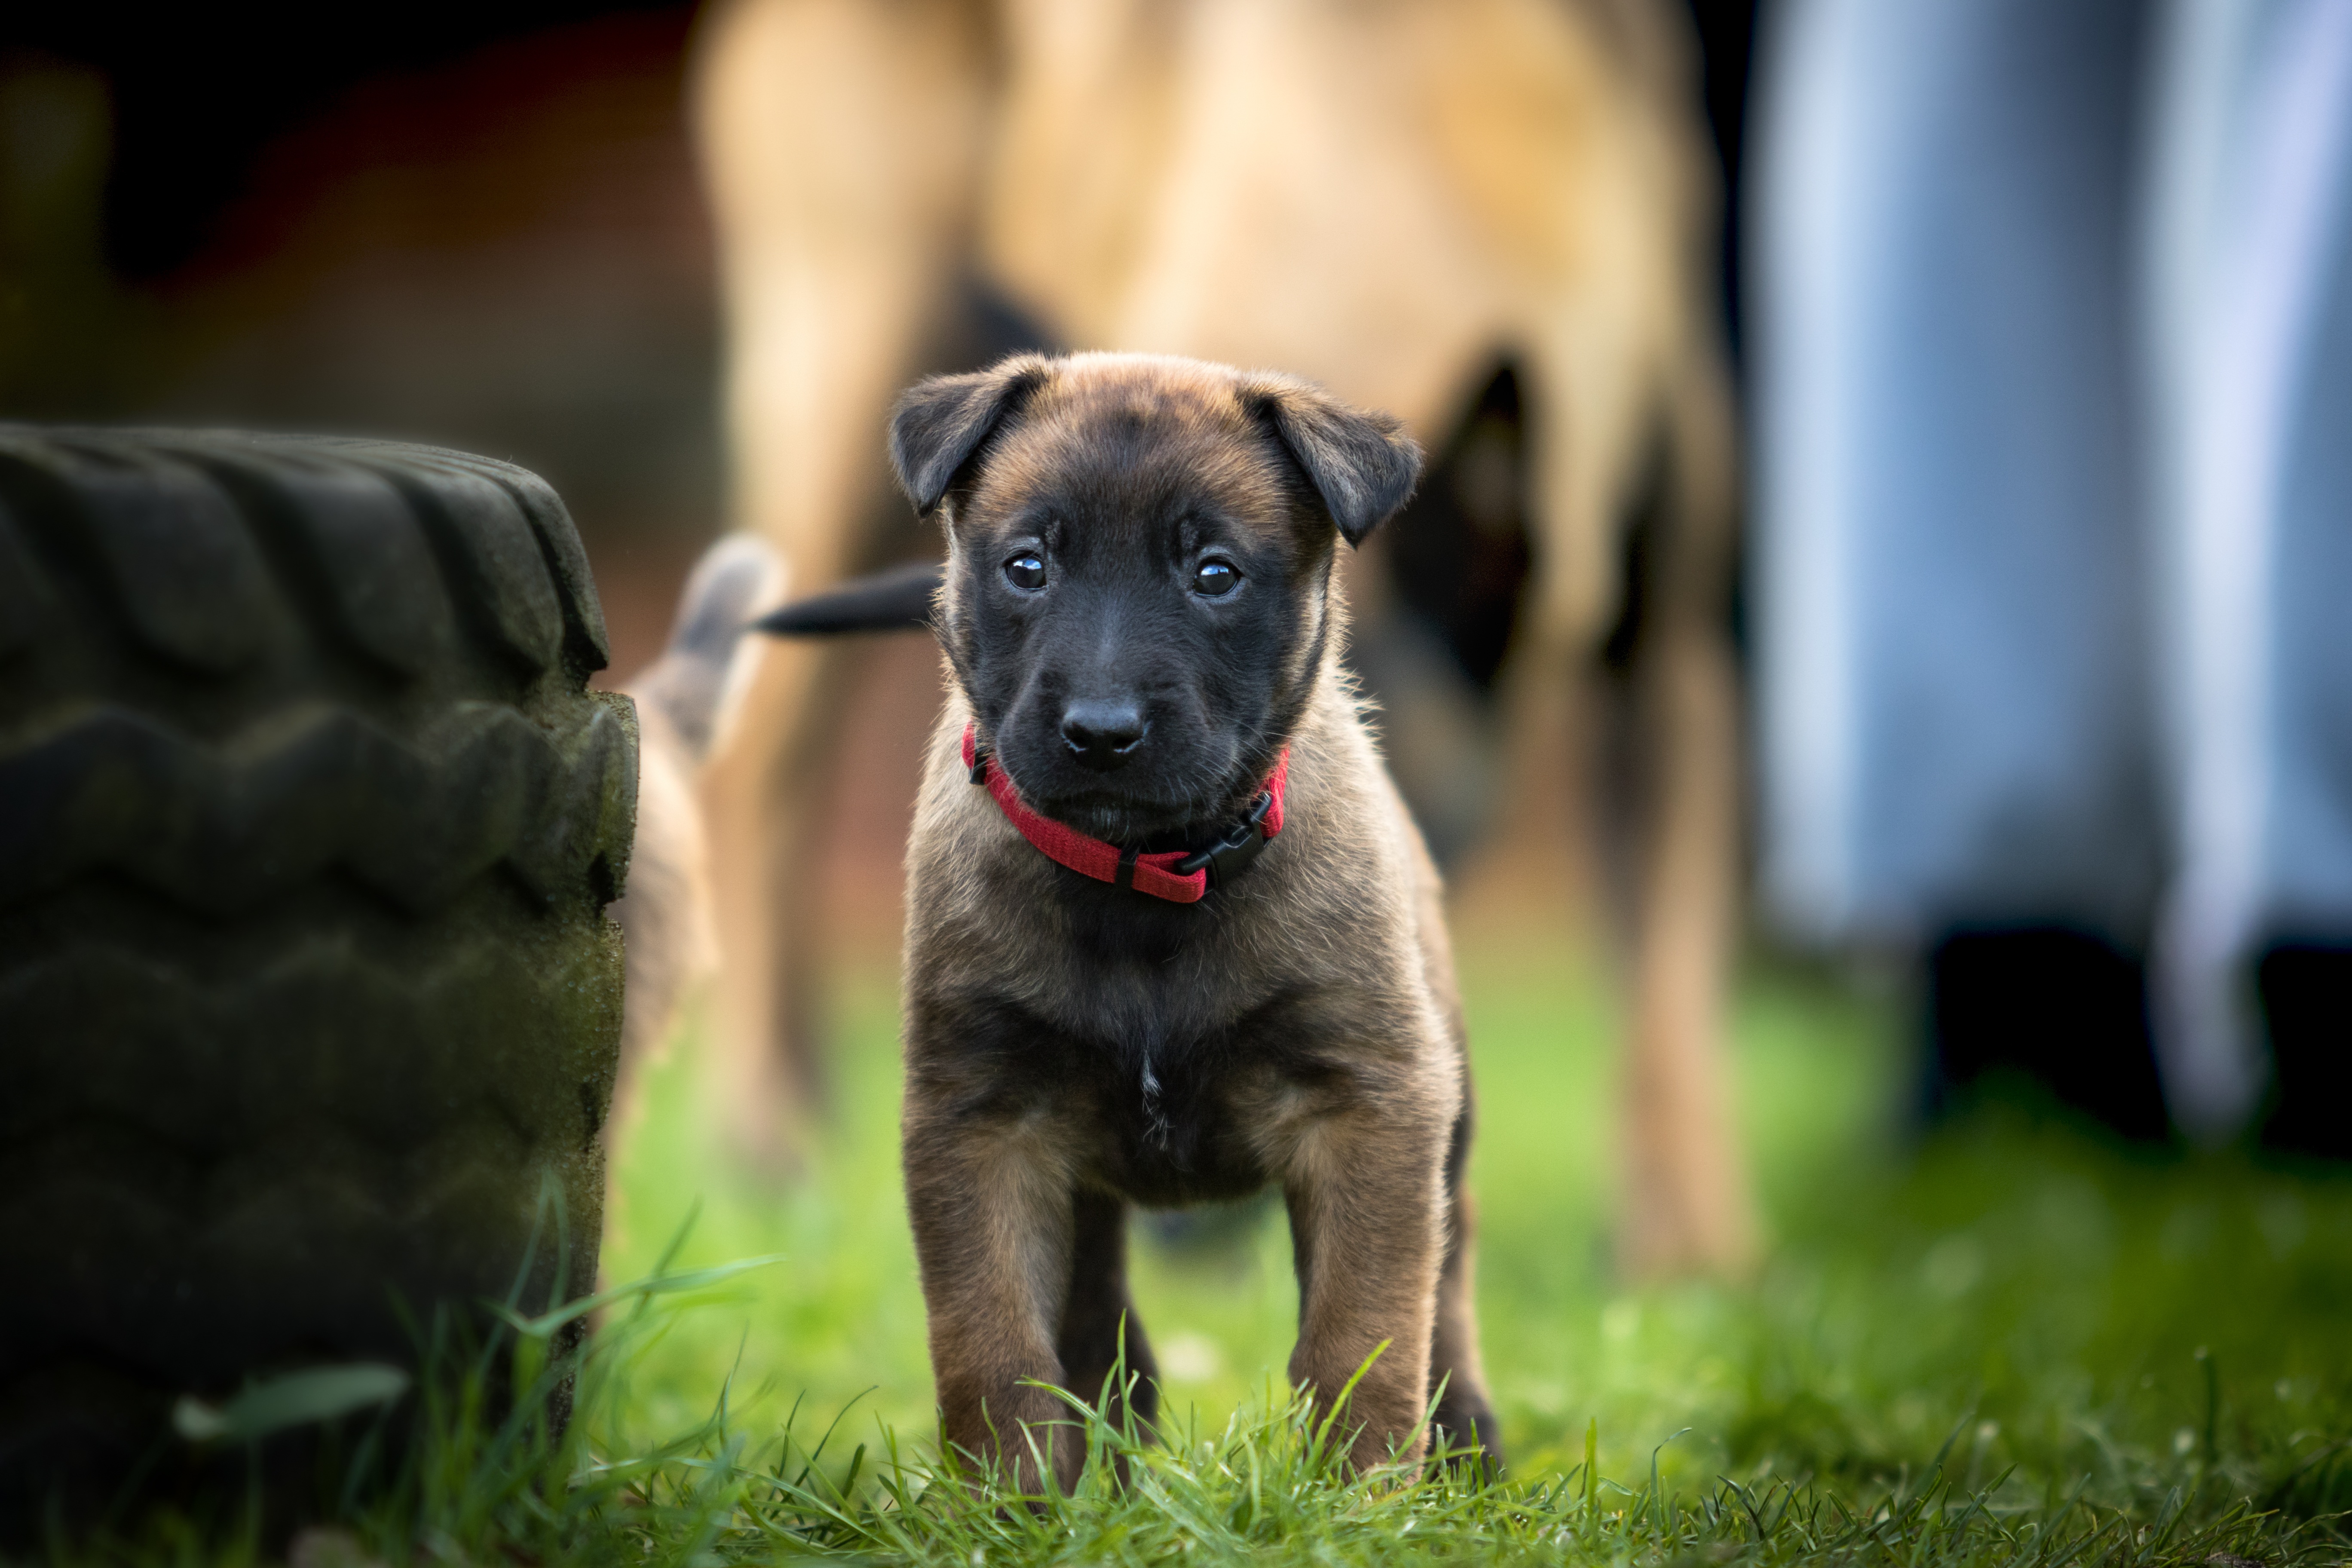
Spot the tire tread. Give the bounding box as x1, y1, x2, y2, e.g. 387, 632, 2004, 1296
0, 425, 631, 1534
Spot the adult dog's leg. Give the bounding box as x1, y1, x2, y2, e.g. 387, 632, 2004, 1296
1615, 354, 1753, 1280
1282, 1106, 1448, 1473
691, 0, 991, 1164
1056, 1189, 1159, 1440
1426, 1108, 1501, 1467
903, 1100, 1085, 1495
1523, 314, 1750, 1277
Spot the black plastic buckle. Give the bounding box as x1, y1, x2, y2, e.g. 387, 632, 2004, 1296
1174, 790, 1275, 890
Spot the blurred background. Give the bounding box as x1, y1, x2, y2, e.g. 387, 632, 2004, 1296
10, 0, 2352, 1151
1749, 0, 2352, 1161
8, 0, 2349, 1152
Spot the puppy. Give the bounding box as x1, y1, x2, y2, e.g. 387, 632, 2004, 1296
890, 351, 1496, 1488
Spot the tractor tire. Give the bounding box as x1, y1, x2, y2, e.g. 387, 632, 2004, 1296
0, 428, 637, 1534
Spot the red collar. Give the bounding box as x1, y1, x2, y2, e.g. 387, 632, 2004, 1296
961, 723, 1289, 904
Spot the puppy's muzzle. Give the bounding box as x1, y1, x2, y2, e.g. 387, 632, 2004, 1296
1060, 698, 1149, 772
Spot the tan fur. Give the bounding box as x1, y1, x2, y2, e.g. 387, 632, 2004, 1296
693, 0, 1752, 1274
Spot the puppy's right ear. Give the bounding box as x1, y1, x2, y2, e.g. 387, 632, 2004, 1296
888, 355, 1052, 514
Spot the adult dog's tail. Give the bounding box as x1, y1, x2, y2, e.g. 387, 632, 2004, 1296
752, 559, 941, 637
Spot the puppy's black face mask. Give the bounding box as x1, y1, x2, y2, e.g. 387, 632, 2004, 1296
891, 354, 1421, 846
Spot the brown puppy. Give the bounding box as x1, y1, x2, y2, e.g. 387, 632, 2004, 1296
893, 351, 1494, 1488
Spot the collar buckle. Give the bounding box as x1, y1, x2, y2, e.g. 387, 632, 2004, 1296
1174, 790, 1275, 890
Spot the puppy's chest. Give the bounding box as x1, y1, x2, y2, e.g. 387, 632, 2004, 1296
1033, 937, 1291, 1199
922, 838, 1358, 1200
1067, 1035, 1283, 1206
952, 977, 1335, 1205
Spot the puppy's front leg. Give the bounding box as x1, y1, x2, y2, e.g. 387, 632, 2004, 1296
1281, 1103, 1448, 1473
902, 1088, 1082, 1494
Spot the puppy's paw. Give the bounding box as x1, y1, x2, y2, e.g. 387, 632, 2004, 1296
945, 1383, 1089, 1503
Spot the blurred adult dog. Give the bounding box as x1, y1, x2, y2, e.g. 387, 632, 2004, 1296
693, 0, 1748, 1275
885, 350, 1494, 1483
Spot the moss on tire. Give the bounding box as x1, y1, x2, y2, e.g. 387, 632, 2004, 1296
0, 428, 636, 1532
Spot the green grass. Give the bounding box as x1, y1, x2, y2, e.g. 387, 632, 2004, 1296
64, 928, 2352, 1563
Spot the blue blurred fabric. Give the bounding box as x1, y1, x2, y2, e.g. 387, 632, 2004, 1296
1752, 0, 2352, 1129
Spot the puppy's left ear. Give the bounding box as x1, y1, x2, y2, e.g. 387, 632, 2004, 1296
1246, 376, 1423, 547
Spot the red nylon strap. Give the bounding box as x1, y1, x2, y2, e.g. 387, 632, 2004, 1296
961, 723, 1287, 904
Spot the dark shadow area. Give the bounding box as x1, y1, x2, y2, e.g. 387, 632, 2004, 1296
2257, 943, 2352, 1161
1383, 363, 1533, 698
1923, 926, 2172, 1145
11, 2, 688, 283
1348, 361, 1533, 870
1683, 0, 1759, 364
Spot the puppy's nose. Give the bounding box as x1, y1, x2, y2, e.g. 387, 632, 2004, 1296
1060, 699, 1148, 771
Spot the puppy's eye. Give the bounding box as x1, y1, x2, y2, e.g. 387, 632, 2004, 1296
1003, 553, 1047, 591
1193, 559, 1239, 597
